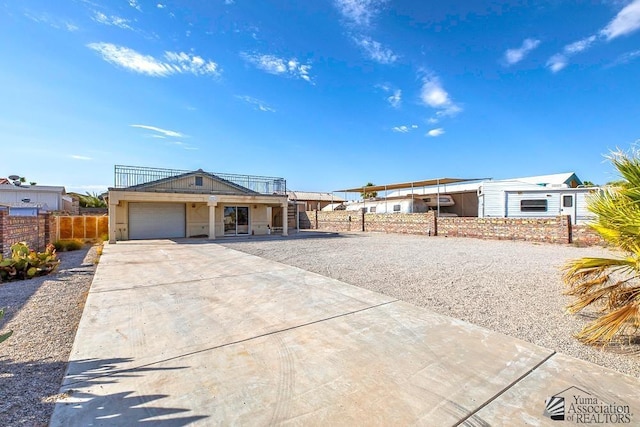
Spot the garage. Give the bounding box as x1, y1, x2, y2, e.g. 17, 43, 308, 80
129, 202, 186, 239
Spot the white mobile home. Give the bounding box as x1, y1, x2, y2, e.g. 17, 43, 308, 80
478, 181, 599, 224
341, 195, 455, 214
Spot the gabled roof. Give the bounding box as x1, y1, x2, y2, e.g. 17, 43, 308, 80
287, 191, 345, 202
123, 169, 259, 195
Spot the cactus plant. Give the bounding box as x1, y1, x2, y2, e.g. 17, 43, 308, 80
0, 242, 60, 282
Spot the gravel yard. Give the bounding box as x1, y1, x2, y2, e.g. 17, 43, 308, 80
220, 231, 640, 379
0, 246, 97, 427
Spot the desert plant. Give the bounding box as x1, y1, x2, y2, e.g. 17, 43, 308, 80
78, 192, 107, 208
0, 308, 12, 344
53, 239, 84, 252
563, 149, 640, 345
360, 182, 378, 199
0, 242, 60, 282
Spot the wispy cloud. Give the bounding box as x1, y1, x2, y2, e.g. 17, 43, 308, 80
420, 74, 462, 120
129, 0, 142, 12
92, 12, 133, 30
24, 12, 78, 32
392, 124, 418, 133
334, 0, 388, 27
87, 43, 221, 77
70, 155, 92, 160
600, 0, 640, 40
237, 95, 276, 112
157, 3, 166, 8
427, 128, 445, 137
225, 0, 235, 4
353, 35, 397, 64
130, 124, 184, 138
387, 89, 401, 108
547, 0, 640, 72
608, 49, 640, 67
167, 141, 197, 150
240, 53, 312, 82
503, 38, 540, 65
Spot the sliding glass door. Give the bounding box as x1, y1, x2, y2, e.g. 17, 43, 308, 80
223, 206, 249, 235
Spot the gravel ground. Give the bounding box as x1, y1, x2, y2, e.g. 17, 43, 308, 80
0, 246, 97, 427
220, 231, 640, 378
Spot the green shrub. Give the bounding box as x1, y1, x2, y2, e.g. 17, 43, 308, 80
53, 239, 84, 252
0, 242, 60, 282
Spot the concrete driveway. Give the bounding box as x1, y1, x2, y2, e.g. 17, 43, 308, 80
51, 239, 640, 426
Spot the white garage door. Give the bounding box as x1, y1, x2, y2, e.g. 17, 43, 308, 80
129, 202, 186, 239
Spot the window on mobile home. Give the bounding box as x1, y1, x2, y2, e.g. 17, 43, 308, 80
520, 199, 547, 212
370, 206, 376, 213
563, 195, 573, 207
393, 204, 401, 212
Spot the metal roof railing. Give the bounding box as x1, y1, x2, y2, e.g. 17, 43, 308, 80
112, 165, 286, 195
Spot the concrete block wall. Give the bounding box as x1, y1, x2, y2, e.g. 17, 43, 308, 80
0, 211, 53, 257
572, 224, 607, 246
364, 212, 436, 235
306, 210, 364, 232
437, 216, 571, 244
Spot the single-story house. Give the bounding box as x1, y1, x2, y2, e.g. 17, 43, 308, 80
106, 165, 289, 243
0, 182, 66, 211
287, 191, 346, 211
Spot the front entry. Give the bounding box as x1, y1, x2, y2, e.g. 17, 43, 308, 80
224, 206, 249, 235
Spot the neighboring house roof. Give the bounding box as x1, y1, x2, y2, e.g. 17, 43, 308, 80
508, 172, 582, 187
0, 178, 10, 185
0, 184, 66, 193
287, 191, 345, 202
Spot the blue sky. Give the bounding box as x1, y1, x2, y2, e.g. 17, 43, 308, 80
2, 0, 640, 193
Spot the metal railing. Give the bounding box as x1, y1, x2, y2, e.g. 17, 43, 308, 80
113, 165, 286, 195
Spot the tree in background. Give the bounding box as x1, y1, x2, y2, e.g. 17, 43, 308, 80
582, 180, 595, 187
361, 182, 378, 199
563, 149, 640, 345
79, 192, 107, 208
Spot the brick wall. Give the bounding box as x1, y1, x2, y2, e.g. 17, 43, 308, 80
437, 216, 571, 244
305, 210, 364, 232
0, 211, 54, 257
572, 224, 606, 246
54, 215, 109, 241
364, 212, 436, 235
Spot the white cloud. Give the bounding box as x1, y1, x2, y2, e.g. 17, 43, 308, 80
225, 0, 235, 4
93, 12, 133, 30
504, 38, 540, 65
237, 95, 276, 113
130, 124, 184, 138
546, 54, 568, 73
387, 89, 401, 108
601, 0, 640, 40
547, 0, 640, 72
70, 155, 92, 160
564, 35, 597, 54
392, 124, 418, 133
420, 75, 462, 120
334, 0, 387, 27
609, 49, 640, 66
240, 53, 312, 82
353, 35, 397, 64
427, 128, 445, 137
129, 0, 142, 11
157, 3, 166, 8
168, 141, 198, 150
24, 12, 78, 32
87, 43, 221, 77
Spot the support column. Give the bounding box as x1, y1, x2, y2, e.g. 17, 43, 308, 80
108, 201, 118, 244
282, 203, 288, 236
207, 196, 218, 239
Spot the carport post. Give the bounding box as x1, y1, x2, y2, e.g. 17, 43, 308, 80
207, 196, 218, 239
282, 202, 288, 236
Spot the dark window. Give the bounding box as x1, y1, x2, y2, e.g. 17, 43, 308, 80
563, 195, 573, 208
370, 207, 376, 213
393, 204, 401, 212
195, 176, 203, 186
520, 199, 547, 212
362, 207, 368, 213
